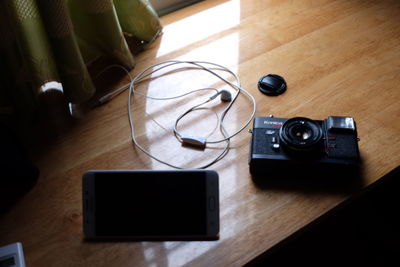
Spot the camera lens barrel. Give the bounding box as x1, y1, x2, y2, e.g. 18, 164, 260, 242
279, 117, 323, 151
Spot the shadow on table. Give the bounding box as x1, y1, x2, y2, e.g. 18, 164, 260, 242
246, 166, 400, 267
251, 165, 365, 195
0, 127, 39, 216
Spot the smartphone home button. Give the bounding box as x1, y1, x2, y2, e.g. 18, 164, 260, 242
208, 197, 216, 211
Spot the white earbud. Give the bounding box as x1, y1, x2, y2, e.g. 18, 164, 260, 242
210, 90, 232, 102
220, 89, 232, 102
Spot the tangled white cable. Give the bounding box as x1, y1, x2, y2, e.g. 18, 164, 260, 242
97, 60, 256, 169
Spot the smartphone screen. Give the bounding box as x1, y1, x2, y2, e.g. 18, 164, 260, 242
83, 170, 219, 240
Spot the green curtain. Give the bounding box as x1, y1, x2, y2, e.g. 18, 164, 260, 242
0, 0, 161, 120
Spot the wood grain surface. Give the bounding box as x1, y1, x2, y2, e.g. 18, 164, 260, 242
1, 0, 399, 266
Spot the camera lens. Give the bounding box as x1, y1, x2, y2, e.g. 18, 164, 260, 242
279, 117, 323, 151
291, 125, 312, 140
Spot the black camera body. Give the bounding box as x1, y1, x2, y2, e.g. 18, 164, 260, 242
249, 116, 360, 176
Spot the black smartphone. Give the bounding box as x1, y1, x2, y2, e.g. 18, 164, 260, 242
82, 169, 219, 241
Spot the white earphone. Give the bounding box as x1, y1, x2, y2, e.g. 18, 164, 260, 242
97, 60, 256, 169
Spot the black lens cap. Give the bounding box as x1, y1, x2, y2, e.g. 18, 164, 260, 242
258, 74, 287, 96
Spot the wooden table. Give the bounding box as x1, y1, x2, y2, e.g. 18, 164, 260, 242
1, 0, 400, 266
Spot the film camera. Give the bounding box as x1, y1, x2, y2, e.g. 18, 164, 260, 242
249, 116, 360, 176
